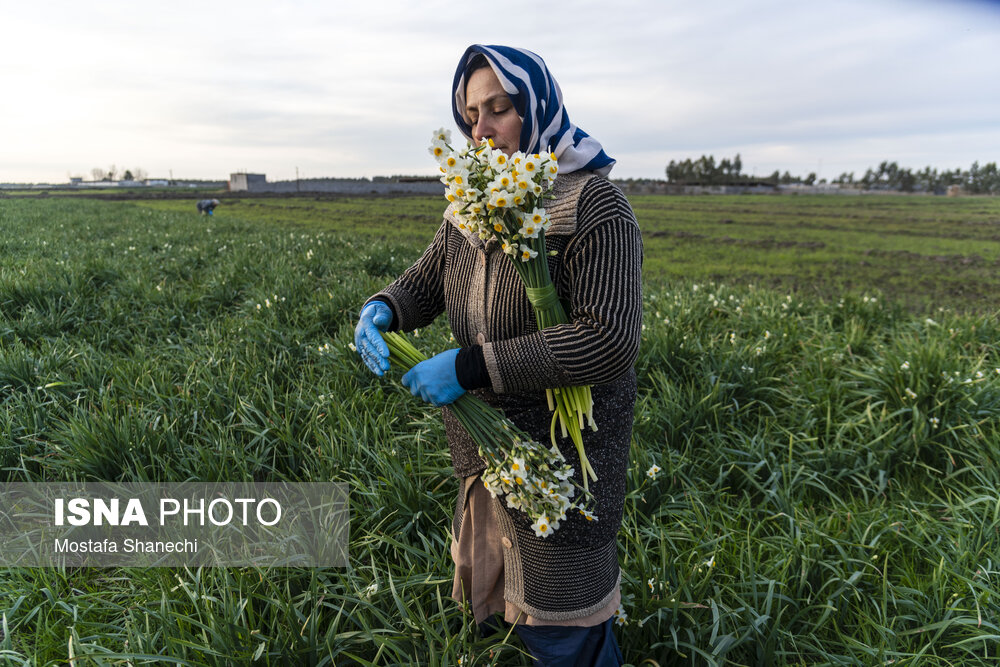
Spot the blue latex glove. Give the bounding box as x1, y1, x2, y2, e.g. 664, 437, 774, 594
354, 301, 392, 376
401, 348, 465, 407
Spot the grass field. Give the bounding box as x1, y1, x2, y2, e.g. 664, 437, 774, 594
135, 192, 1000, 312
0, 194, 998, 665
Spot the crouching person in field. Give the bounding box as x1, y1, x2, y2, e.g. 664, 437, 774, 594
197, 199, 220, 215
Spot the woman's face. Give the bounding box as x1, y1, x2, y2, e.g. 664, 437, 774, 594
464, 66, 522, 156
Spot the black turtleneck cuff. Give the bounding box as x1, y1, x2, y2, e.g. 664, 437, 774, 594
455, 345, 490, 390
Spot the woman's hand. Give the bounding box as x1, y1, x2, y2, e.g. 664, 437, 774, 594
401, 349, 465, 406
354, 302, 392, 376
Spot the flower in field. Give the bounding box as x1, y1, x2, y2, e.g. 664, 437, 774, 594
348, 343, 357, 352
519, 244, 538, 262
531, 515, 554, 537
646, 464, 661, 479
975, 371, 984, 379
900, 361, 910, 371
995, 368, 1000, 375
363, 581, 378, 598
904, 387, 917, 400
614, 603, 627, 626
703, 555, 716, 568
929, 417, 940, 428
764, 330, 772, 340
647, 577, 656, 592
729, 332, 737, 345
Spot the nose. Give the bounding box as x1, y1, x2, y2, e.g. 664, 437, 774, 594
472, 115, 493, 144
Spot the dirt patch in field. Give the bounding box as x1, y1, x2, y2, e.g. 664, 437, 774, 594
646, 229, 825, 250
861, 249, 994, 266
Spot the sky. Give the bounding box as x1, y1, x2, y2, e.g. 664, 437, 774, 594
2, 0, 999, 184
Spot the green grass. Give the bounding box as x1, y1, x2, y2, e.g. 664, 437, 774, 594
0, 196, 998, 665
138, 192, 1000, 312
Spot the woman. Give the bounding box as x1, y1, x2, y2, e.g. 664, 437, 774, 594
355, 44, 642, 666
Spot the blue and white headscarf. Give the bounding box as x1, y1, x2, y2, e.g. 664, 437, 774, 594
452, 44, 615, 177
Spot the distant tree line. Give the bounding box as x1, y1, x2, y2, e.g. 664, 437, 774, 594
666, 154, 1000, 194
832, 161, 1000, 194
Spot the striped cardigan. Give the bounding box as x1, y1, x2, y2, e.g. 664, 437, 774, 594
369, 171, 643, 619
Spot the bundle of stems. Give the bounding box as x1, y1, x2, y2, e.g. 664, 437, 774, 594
382, 331, 587, 535
497, 212, 599, 490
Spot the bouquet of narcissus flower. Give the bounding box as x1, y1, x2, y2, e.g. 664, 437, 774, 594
383, 332, 594, 537
429, 128, 599, 490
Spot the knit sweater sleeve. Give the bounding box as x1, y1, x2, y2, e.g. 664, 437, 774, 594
366, 219, 448, 332
481, 177, 643, 393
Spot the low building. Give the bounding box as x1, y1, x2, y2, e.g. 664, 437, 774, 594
229, 173, 267, 192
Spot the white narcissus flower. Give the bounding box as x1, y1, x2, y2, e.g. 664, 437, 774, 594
502, 241, 517, 256
489, 150, 509, 171
522, 155, 540, 175
518, 221, 540, 238
531, 515, 554, 538
519, 244, 538, 262
489, 190, 513, 209
449, 168, 471, 186
491, 172, 514, 191
614, 604, 627, 625
428, 139, 448, 161
646, 464, 661, 479
432, 127, 451, 143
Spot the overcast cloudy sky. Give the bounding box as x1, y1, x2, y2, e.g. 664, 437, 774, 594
2, 0, 998, 183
